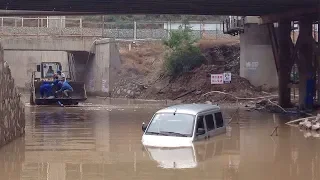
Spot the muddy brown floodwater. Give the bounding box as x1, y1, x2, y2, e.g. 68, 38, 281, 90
0, 99, 320, 180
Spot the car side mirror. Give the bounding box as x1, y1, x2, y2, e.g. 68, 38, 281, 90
36, 65, 41, 72
196, 128, 205, 136
142, 122, 147, 132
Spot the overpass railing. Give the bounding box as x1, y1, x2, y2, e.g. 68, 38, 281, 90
0, 16, 237, 40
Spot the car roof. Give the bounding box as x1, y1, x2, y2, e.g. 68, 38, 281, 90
156, 104, 220, 116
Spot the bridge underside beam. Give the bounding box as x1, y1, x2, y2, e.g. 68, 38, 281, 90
0, 0, 317, 16
260, 7, 318, 24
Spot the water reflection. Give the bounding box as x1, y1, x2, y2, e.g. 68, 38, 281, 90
144, 130, 240, 170
1, 104, 320, 180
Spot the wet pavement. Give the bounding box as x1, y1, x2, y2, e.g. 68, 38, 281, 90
1, 99, 320, 180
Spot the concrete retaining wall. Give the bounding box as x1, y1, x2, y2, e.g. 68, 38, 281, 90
0, 44, 25, 148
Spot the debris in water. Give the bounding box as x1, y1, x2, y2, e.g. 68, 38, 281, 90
298, 114, 320, 131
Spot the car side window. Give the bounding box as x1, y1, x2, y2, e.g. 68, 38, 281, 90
196, 116, 205, 135
214, 112, 224, 128
205, 114, 215, 131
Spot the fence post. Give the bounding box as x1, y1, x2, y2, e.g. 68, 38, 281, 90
46, 16, 49, 27
1, 17, 3, 33
168, 20, 171, 38
21, 17, 24, 27
80, 17, 83, 36
200, 21, 203, 38
167, 21, 170, 38
216, 23, 218, 39
80, 18, 83, 28
134, 21, 137, 40
60, 16, 63, 35
101, 15, 105, 37
37, 17, 40, 36
14, 17, 17, 27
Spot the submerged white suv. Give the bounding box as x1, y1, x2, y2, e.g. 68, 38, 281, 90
141, 104, 226, 147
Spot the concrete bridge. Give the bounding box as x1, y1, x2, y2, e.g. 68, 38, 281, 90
1, 36, 121, 98
0, 0, 317, 16
1, 36, 97, 52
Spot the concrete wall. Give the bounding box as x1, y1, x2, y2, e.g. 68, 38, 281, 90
86, 38, 121, 96
0, 44, 25, 148
0, 36, 97, 52
240, 23, 278, 89
4, 51, 68, 89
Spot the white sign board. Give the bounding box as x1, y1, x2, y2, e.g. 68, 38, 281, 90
211, 74, 224, 84
211, 73, 232, 84
223, 72, 232, 83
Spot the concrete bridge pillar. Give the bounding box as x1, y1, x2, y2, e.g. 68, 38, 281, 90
240, 18, 278, 89
297, 19, 314, 109
278, 21, 293, 108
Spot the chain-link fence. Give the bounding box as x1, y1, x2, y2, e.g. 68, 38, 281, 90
0, 16, 236, 40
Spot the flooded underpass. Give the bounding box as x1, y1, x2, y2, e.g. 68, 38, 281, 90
1, 99, 320, 180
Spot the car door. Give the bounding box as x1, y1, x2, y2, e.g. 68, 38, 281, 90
204, 113, 216, 138
194, 115, 208, 141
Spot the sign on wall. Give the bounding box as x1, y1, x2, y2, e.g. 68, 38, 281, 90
245, 62, 259, 70
102, 80, 109, 92
88, 79, 95, 91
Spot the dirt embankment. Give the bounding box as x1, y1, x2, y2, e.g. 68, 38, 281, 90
111, 40, 274, 104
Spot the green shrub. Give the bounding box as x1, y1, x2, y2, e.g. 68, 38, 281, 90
163, 25, 205, 76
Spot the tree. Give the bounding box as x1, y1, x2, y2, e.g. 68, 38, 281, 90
163, 25, 205, 76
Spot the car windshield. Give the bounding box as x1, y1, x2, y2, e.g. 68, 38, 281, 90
146, 113, 195, 137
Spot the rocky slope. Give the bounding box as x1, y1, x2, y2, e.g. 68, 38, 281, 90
111, 40, 271, 103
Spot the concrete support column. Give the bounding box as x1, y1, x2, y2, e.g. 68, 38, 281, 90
240, 22, 278, 89
297, 19, 313, 109
277, 21, 293, 108
85, 39, 121, 96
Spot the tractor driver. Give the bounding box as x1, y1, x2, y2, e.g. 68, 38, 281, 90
46, 66, 54, 77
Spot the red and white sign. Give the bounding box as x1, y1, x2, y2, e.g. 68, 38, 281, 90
211, 74, 224, 84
